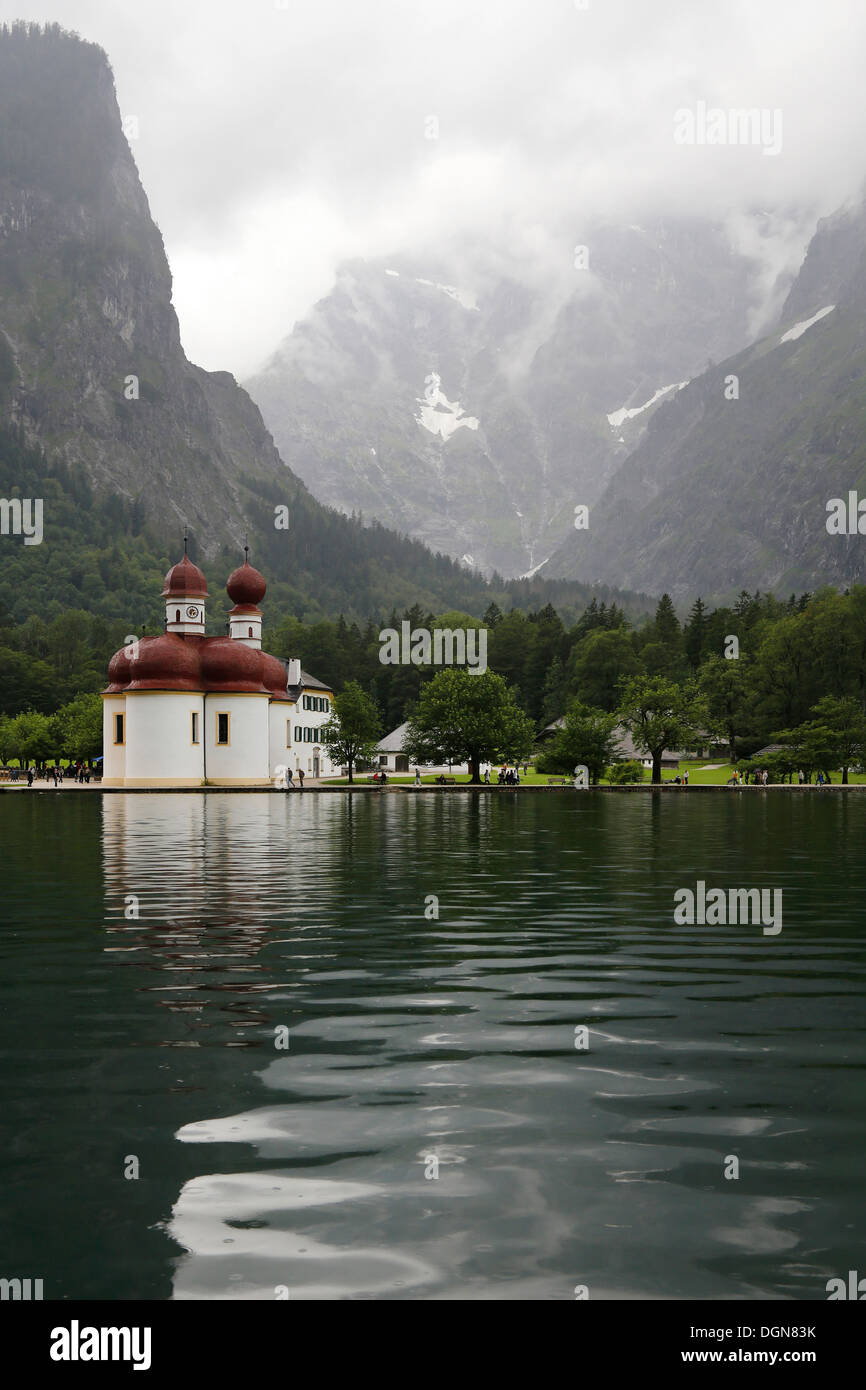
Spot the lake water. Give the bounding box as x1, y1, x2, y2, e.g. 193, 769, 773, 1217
1, 790, 864, 1301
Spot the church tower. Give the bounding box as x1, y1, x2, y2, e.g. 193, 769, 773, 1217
162, 535, 208, 635
226, 545, 267, 650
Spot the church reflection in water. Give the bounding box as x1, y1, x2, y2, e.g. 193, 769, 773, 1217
101, 791, 442, 1297
101, 792, 296, 1046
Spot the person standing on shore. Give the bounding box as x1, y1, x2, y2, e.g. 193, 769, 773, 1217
414, 767, 421, 786
297, 768, 305, 791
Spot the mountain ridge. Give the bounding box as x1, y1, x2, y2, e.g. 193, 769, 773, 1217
543, 192, 866, 600
0, 21, 651, 625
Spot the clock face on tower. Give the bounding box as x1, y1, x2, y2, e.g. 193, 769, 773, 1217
186, 606, 199, 620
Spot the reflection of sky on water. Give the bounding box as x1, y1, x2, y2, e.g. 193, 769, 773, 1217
169, 1171, 438, 1300
95, 792, 864, 1299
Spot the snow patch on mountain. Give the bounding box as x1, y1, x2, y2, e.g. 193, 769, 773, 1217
607, 380, 688, 431
415, 372, 480, 441
383, 267, 477, 310
779, 304, 835, 343
415, 277, 478, 311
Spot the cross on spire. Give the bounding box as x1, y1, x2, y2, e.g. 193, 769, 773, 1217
183, 528, 189, 557
243, 532, 249, 564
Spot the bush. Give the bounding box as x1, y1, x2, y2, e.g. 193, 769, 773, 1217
608, 759, 645, 784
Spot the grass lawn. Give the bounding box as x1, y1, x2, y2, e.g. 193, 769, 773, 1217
329, 760, 866, 787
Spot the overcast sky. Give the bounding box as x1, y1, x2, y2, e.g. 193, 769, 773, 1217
3, 0, 866, 375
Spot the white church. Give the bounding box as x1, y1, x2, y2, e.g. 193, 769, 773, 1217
102, 543, 337, 786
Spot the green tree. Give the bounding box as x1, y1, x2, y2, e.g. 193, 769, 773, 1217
616, 675, 704, 785
483, 601, 503, 627
486, 610, 531, 705
404, 668, 535, 783
683, 597, 709, 670
639, 593, 686, 679
775, 696, 866, 785
8, 709, 57, 767
55, 691, 102, 761
569, 628, 640, 711
524, 604, 567, 721
697, 654, 753, 763
319, 680, 382, 784
540, 655, 569, 725
536, 700, 619, 784
0, 712, 12, 764
751, 611, 815, 730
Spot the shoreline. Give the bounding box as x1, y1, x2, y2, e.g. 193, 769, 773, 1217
2, 783, 864, 795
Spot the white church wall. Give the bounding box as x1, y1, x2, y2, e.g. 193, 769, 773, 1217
124, 693, 205, 786
268, 700, 296, 780
101, 695, 127, 785
206, 693, 270, 785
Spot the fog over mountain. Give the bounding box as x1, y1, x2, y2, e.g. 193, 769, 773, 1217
245, 220, 782, 577
5, 0, 866, 376
4, 0, 866, 598
544, 191, 866, 600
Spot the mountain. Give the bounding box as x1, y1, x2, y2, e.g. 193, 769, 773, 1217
245, 221, 786, 577
0, 22, 293, 554
0, 21, 646, 626
544, 194, 866, 601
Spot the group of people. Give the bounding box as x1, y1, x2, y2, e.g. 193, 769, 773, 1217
496, 766, 522, 785
729, 768, 770, 785
406, 765, 528, 785
12, 762, 93, 787
282, 767, 306, 790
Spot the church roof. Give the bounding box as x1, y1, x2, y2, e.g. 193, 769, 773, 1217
161, 552, 208, 600
104, 634, 292, 700
109, 549, 332, 701
226, 559, 266, 609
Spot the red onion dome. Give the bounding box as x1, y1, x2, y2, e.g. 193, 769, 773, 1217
161, 553, 209, 599
226, 560, 266, 608
199, 636, 266, 692
105, 635, 202, 692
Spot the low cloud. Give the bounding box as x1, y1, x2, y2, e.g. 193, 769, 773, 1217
8, 0, 866, 373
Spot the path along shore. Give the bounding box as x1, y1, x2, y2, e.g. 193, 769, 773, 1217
2, 783, 864, 794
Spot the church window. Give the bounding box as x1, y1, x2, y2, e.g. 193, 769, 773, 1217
286, 720, 291, 747
191, 712, 199, 744
175, 609, 180, 623
216, 712, 230, 745
248, 627, 253, 637
114, 714, 124, 745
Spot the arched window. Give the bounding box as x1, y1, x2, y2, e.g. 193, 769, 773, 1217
175, 609, 180, 623
248, 626, 253, 637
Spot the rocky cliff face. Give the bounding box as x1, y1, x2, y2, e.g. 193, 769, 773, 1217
544, 194, 866, 602
246, 221, 779, 577
0, 23, 653, 623
0, 23, 300, 558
